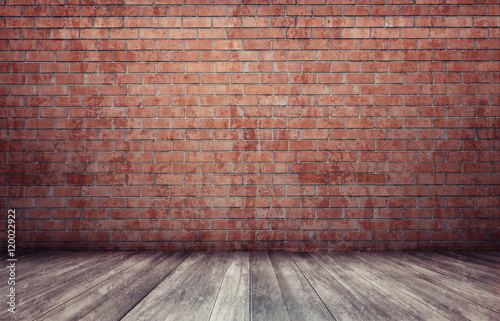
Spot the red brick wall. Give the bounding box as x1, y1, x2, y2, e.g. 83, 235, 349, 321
1, 0, 499, 251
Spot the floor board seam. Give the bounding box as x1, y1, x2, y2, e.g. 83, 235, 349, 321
292, 253, 338, 321
7, 251, 500, 321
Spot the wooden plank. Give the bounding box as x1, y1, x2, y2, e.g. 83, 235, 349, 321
209, 252, 250, 321
7, 252, 142, 320
0, 251, 53, 272
34, 253, 164, 319
122, 253, 231, 321
346, 252, 475, 320
78, 252, 188, 321
404, 252, 499, 296
269, 252, 335, 321
19, 251, 97, 273
438, 252, 499, 271
474, 252, 500, 261
0, 252, 80, 280
120, 253, 209, 320
327, 252, 459, 321
13, 252, 132, 313
300, 253, 415, 320
0, 252, 94, 295
165, 253, 229, 321
9, 251, 38, 258
3, 250, 498, 321
163, 252, 230, 321
2, 252, 92, 288
304, 252, 422, 321
15, 252, 131, 300
19, 251, 80, 270
10, 251, 67, 262
456, 252, 499, 270
467, 252, 500, 264
36, 253, 184, 321
380, 252, 500, 313
11, 252, 101, 290
357, 252, 500, 320
434, 252, 500, 278
250, 252, 290, 321
413, 251, 500, 282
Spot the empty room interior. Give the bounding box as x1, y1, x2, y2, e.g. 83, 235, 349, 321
0, 0, 499, 320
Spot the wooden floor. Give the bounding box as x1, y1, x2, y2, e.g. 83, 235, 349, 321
1, 251, 499, 321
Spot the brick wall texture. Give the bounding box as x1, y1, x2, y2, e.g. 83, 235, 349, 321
1, 0, 499, 252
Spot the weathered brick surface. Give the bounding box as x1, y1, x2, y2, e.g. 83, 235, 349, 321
0, 0, 499, 251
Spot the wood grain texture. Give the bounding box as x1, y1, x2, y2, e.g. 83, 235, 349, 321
209, 252, 251, 321
270, 252, 334, 321
36, 253, 169, 320
122, 252, 231, 321
304, 252, 422, 321
121, 252, 209, 320
2, 251, 499, 321
290, 252, 362, 321
15, 252, 131, 301
250, 252, 290, 321
162, 252, 230, 321
474, 252, 500, 262
405, 252, 499, 296
357, 252, 500, 321
0, 252, 74, 291
13, 252, 104, 294
80, 252, 189, 321
1, 252, 81, 282
380, 252, 499, 311
326, 252, 458, 321
6, 252, 139, 320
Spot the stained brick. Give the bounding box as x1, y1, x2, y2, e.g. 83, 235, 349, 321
1, 3, 498, 251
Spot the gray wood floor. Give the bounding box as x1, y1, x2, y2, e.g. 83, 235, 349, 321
1, 251, 499, 321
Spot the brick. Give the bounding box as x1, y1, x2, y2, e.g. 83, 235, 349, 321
1, 2, 498, 251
